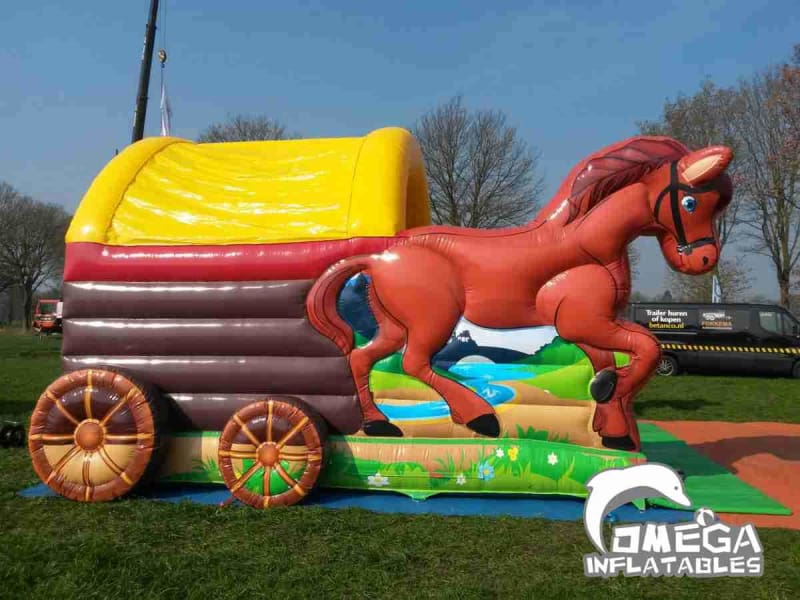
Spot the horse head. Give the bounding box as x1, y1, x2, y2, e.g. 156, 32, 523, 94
644, 146, 733, 274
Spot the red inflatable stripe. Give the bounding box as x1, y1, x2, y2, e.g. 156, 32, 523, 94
64, 239, 401, 282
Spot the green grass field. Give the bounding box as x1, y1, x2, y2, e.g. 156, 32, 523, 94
1, 332, 798, 599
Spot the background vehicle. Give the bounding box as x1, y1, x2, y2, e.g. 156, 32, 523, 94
31, 299, 62, 335
629, 302, 800, 378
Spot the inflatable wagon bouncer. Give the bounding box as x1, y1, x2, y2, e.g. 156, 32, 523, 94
28, 128, 733, 508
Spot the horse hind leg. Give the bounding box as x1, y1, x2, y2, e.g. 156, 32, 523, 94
348, 286, 406, 437
363, 245, 497, 436
401, 336, 500, 438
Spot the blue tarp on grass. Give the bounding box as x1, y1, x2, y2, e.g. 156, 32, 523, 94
19, 482, 695, 523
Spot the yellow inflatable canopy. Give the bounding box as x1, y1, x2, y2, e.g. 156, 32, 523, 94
67, 127, 431, 245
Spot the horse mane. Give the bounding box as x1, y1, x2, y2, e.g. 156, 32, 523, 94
536, 136, 690, 226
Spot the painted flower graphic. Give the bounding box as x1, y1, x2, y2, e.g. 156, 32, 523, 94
547, 452, 559, 466
367, 472, 390, 487
508, 446, 519, 461
477, 461, 495, 481
495, 448, 505, 458
455, 473, 467, 486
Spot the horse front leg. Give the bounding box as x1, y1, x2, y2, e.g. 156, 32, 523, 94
568, 319, 659, 450
576, 344, 618, 402
537, 265, 660, 451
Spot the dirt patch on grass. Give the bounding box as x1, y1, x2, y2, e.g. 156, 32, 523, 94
654, 420, 800, 530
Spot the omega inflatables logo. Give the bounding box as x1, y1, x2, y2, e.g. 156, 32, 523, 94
582, 464, 763, 578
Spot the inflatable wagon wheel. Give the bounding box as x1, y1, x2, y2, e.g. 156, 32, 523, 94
28, 369, 166, 502
218, 398, 327, 509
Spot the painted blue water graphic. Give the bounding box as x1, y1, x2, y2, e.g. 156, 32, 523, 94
376, 362, 534, 422
449, 363, 536, 381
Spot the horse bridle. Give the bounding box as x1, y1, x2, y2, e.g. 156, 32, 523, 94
653, 160, 718, 255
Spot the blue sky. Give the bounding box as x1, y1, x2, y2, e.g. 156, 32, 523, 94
1, 0, 798, 297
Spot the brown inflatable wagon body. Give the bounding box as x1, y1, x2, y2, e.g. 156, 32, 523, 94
30, 129, 433, 507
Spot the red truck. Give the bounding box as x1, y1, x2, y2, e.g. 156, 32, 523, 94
32, 299, 62, 335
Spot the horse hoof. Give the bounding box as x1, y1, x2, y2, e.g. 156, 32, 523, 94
363, 420, 403, 437
601, 435, 636, 451
590, 369, 617, 403
466, 414, 500, 438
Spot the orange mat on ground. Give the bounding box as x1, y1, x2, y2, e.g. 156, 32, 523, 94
651, 420, 800, 530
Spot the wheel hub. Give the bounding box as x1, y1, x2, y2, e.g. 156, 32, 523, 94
256, 442, 279, 466
74, 419, 105, 452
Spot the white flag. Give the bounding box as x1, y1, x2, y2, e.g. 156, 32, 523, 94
712, 275, 722, 303
160, 77, 172, 136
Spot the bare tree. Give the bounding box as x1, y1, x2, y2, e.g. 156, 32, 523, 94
0, 182, 70, 329
627, 246, 640, 282
198, 114, 292, 142
732, 66, 800, 308
666, 259, 751, 302
412, 96, 545, 228
775, 45, 800, 179
0, 270, 12, 296
638, 79, 742, 250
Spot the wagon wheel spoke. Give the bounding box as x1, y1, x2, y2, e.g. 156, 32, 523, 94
278, 449, 308, 461
105, 433, 153, 442
46, 445, 81, 483
230, 461, 262, 493
266, 400, 274, 443
278, 448, 322, 463
82, 452, 92, 486
233, 415, 260, 446
218, 449, 257, 460
30, 433, 75, 443
274, 463, 300, 489
275, 417, 309, 450
84, 370, 94, 419
48, 391, 79, 426
100, 389, 137, 426
262, 465, 272, 504
98, 446, 124, 475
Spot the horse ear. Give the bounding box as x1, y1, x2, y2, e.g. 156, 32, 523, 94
677, 146, 733, 185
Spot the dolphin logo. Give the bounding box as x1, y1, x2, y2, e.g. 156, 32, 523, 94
583, 463, 691, 553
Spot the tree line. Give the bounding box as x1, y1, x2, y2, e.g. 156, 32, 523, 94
2, 44, 798, 328
0, 183, 70, 328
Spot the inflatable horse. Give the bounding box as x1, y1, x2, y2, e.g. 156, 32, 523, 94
308, 138, 733, 451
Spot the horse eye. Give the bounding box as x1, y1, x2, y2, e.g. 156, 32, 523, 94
681, 196, 697, 213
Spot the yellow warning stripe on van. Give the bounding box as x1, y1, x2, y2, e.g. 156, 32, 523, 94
661, 343, 800, 354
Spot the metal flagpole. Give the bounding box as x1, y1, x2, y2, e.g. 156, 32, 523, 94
131, 0, 160, 143
712, 275, 722, 303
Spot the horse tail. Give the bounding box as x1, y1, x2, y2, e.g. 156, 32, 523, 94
306, 256, 371, 355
